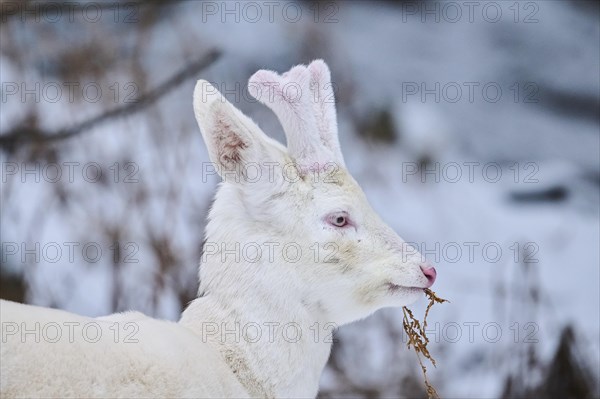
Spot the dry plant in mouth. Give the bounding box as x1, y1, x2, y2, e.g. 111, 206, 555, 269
402, 288, 449, 399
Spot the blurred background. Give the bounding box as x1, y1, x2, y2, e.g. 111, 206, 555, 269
1, 0, 599, 397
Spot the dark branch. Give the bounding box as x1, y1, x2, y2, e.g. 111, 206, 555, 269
0, 49, 220, 150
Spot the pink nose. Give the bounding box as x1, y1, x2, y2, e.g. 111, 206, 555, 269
420, 264, 437, 287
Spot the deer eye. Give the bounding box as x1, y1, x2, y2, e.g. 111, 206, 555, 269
327, 212, 349, 228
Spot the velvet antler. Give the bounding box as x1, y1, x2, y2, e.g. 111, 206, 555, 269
248, 60, 344, 171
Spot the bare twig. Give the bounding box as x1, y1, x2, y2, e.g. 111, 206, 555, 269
0, 49, 220, 150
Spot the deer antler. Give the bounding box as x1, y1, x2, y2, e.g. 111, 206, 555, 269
307, 60, 345, 167
248, 61, 344, 171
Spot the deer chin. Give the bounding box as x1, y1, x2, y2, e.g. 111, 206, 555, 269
373, 284, 424, 309
387, 282, 426, 291
386, 283, 426, 296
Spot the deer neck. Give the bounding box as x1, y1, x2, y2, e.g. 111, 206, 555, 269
182, 287, 332, 397
180, 194, 333, 397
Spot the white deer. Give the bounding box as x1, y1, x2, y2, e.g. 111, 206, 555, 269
0, 60, 436, 398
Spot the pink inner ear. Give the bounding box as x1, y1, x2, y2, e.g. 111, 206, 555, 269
213, 111, 248, 169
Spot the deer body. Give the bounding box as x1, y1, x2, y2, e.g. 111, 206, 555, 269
0, 61, 436, 398
0, 301, 248, 398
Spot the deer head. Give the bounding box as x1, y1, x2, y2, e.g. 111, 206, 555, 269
192, 60, 436, 326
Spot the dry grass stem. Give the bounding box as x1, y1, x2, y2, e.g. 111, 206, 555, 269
402, 288, 449, 399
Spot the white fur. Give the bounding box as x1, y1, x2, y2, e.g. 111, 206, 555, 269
0, 61, 432, 398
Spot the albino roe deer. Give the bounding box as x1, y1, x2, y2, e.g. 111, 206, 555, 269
0, 60, 436, 398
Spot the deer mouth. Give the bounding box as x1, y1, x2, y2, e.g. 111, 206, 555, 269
386, 283, 425, 293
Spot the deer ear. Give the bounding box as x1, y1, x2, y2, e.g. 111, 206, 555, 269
193, 80, 280, 180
